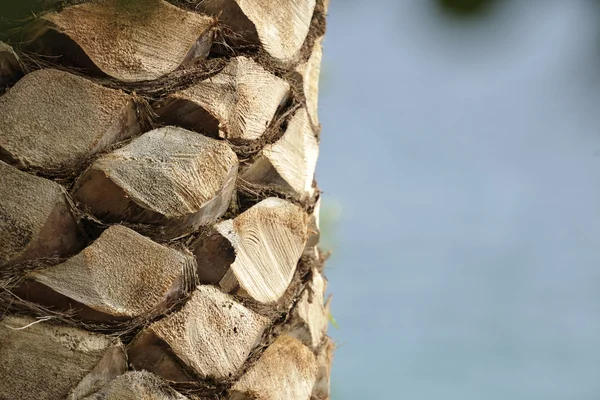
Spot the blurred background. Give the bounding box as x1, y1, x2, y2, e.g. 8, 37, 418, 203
319, 0, 600, 399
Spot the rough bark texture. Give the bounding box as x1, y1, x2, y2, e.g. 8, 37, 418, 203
229, 335, 317, 400
295, 36, 323, 129
82, 371, 190, 400
312, 336, 334, 400
0, 0, 331, 399
0, 42, 23, 89
289, 269, 328, 350
242, 108, 319, 199
29, 0, 216, 82
199, 197, 309, 304
194, 0, 316, 64
0, 68, 140, 173
27, 225, 197, 320
128, 285, 269, 382
0, 161, 83, 267
0, 316, 126, 400
156, 56, 290, 141
73, 126, 238, 239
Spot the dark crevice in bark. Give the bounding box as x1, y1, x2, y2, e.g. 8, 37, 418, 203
232, 178, 320, 216
0, 249, 200, 343
14, 46, 229, 98
0, 126, 146, 185
225, 98, 300, 159
0, 277, 199, 340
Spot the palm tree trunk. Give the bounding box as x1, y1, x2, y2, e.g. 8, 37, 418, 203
0, 1, 331, 399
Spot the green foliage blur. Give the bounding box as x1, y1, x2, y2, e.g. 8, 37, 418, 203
434, 0, 501, 18
319, 198, 342, 258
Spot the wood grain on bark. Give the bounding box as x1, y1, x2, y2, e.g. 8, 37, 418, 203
70, 346, 129, 399
305, 196, 321, 257
30, 0, 215, 81
190, 226, 236, 285
229, 335, 317, 400
128, 285, 269, 381
82, 371, 189, 400
195, 198, 307, 304
0, 69, 140, 173
242, 108, 319, 198
73, 126, 238, 239
0, 161, 82, 268
295, 35, 323, 128
196, 0, 316, 63
0, 41, 23, 88
156, 56, 289, 141
27, 225, 196, 320
0, 316, 126, 400
289, 269, 328, 349
311, 336, 334, 400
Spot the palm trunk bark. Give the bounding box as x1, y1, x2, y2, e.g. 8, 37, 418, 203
0, 1, 331, 399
